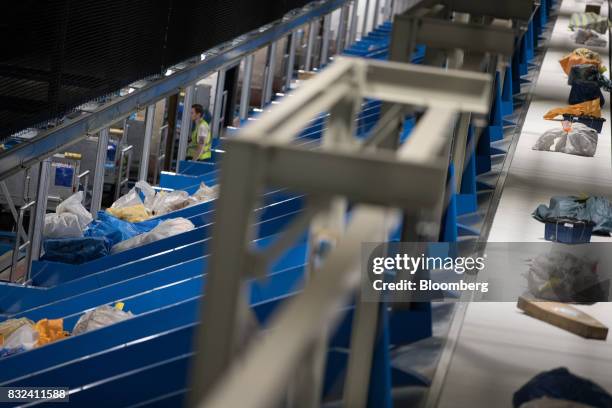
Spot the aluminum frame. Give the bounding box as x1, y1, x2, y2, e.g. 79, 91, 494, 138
240, 54, 255, 122
285, 31, 298, 91
89, 128, 109, 217
177, 85, 194, 171
190, 56, 491, 408
320, 14, 332, 66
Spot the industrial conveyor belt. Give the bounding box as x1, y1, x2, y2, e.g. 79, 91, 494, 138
436, 1, 612, 406
0, 23, 433, 407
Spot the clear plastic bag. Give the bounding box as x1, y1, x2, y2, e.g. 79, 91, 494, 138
110, 218, 195, 254
525, 251, 605, 302
56, 191, 92, 229
149, 190, 190, 215
572, 29, 608, 47
72, 305, 133, 335
44, 192, 93, 238
190, 182, 218, 204
2, 324, 38, 352
0, 318, 34, 340
110, 187, 142, 210
532, 123, 598, 157
44, 213, 83, 238
135, 181, 157, 209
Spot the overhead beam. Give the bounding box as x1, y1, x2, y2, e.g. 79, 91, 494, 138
414, 17, 518, 56
442, 0, 535, 21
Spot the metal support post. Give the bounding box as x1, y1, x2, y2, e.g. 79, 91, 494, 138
30, 159, 51, 264
263, 42, 278, 105
343, 295, 381, 408
372, 0, 381, 28
361, 0, 371, 38
177, 85, 194, 171
305, 22, 317, 71
212, 69, 227, 137
285, 32, 298, 91
288, 94, 361, 408
320, 15, 332, 67
90, 128, 109, 217
139, 104, 156, 182
189, 143, 264, 407
240, 54, 255, 122
451, 112, 471, 190
337, 4, 350, 53
348, 0, 360, 44
383, 0, 393, 21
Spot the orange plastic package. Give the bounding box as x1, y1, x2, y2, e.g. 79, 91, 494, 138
543, 98, 601, 120
559, 54, 601, 75
35, 319, 69, 347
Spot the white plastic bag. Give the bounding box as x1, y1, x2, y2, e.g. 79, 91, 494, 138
190, 182, 218, 204
72, 305, 133, 335
110, 218, 195, 254
110, 187, 142, 209
44, 213, 83, 238
56, 192, 92, 230
150, 190, 190, 215
3, 324, 39, 351
44, 192, 93, 238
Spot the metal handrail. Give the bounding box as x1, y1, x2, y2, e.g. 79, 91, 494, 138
153, 125, 168, 185
114, 145, 134, 200
78, 170, 90, 198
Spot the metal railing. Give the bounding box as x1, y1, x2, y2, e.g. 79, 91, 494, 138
114, 145, 134, 201
189, 56, 491, 408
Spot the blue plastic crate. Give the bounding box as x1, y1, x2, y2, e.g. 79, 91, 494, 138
544, 220, 593, 244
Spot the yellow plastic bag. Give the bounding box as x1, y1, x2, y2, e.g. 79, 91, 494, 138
543, 98, 601, 120
106, 204, 151, 223
35, 319, 69, 347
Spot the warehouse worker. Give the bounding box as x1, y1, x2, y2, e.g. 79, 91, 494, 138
187, 104, 212, 161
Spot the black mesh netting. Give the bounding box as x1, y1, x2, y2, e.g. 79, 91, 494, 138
0, 0, 313, 141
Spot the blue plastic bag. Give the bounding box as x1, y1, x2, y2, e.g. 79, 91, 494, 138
42, 237, 109, 264
514, 367, 612, 408
41, 212, 161, 265
84, 212, 161, 247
